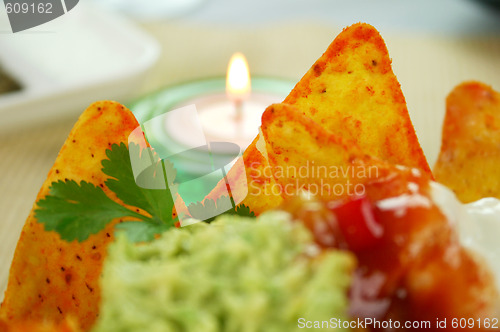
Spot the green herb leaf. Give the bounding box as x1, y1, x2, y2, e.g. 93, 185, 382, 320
36, 143, 178, 243
187, 196, 256, 223
102, 143, 177, 225
230, 204, 256, 218
36, 180, 147, 242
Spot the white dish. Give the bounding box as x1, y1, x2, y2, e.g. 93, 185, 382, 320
0, 2, 160, 130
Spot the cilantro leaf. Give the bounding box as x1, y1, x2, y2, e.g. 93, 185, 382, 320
187, 196, 256, 223
36, 180, 147, 242
229, 204, 256, 218
102, 143, 177, 226
36, 143, 178, 243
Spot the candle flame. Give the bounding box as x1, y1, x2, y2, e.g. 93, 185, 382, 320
226, 52, 251, 102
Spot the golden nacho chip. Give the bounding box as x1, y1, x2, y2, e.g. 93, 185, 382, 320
261, 103, 388, 201
434, 81, 500, 203
283, 22, 430, 175
215, 23, 431, 215
0, 101, 143, 331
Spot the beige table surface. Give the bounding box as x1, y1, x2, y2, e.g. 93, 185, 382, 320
1, 21, 500, 297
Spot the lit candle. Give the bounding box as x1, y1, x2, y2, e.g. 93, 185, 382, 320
135, 53, 291, 153
131, 53, 293, 203
226, 52, 251, 104
224, 52, 251, 141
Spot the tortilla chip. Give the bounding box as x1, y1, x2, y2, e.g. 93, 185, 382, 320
434, 81, 500, 203
283, 22, 431, 175
261, 103, 386, 200
205, 135, 283, 215
216, 23, 431, 214
0, 101, 143, 331
240, 134, 284, 212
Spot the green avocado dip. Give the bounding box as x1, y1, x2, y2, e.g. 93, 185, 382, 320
92, 212, 355, 332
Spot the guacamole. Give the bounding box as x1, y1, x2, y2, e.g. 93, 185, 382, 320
92, 212, 354, 332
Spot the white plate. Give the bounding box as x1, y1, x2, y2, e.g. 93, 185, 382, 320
0, 2, 160, 130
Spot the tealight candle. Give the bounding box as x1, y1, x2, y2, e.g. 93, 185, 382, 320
164, 53, 290, 152
133, 53, 293, 156
131, 53, 293, 203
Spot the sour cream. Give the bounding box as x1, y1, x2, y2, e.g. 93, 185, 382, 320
431, 181, 500, 291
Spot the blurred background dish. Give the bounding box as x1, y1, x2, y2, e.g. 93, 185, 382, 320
0, 2, 160, 130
